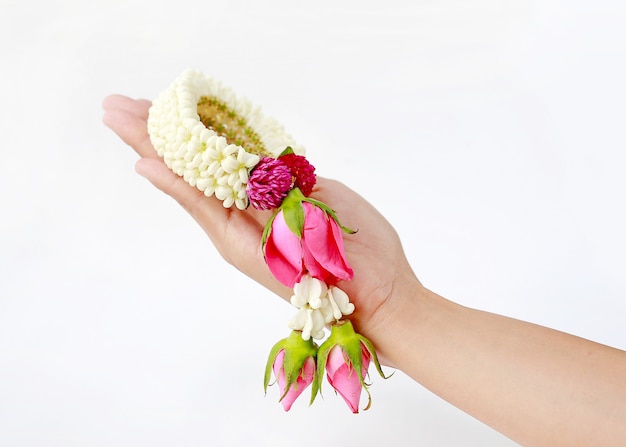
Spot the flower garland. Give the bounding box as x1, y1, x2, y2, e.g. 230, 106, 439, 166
148, 69, 388, 413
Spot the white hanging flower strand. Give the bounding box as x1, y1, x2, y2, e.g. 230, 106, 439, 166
147, 69, 304, 209
288, 275, 355, 340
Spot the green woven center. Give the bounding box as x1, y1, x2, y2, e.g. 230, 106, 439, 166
197, 96, 268, 156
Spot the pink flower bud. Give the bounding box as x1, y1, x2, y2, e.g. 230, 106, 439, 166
264, 331, 319, 411
264, 192, 353, 288
312, 321, 388, 413
273, 349, 316, 411
325, 344, 370, 413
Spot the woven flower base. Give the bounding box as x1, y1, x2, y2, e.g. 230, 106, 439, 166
148, 69, 304, 209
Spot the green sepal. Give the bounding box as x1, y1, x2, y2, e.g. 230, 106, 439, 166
260, 209, 279, 248
357, 332, 393, 381
310, 320, 390, 410
310, 343, 328, 405
263, 184, 356, 242
302, 197, 357, 235
281, 188, 306, 238
278, 146, 295, 157
311, 320, 365, 405
264, 338, 286, 393
264, 331, 319, 403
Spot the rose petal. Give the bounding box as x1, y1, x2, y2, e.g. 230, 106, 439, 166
265, 211, 304, 287
301, 203, 353, 283
325, 345, 370, 413
274, 352, 315, 411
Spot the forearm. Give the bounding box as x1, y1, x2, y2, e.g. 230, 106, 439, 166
373, 281, 626, 446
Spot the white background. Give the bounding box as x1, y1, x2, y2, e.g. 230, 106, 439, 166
1, 0, 625, 446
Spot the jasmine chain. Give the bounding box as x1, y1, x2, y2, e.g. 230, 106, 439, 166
288, 275, 355, 340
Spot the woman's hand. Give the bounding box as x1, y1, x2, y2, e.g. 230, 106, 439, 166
102, 95, 421, 363
103, 94, 626, 446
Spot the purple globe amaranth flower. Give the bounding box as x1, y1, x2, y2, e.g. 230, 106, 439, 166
312, 320, 389, 413
264, 330, 318, 411
246, 156, 293, 210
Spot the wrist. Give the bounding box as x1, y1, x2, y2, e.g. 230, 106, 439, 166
361, 269, 430, 370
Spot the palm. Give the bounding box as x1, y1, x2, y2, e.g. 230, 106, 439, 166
103, 95, 417, 342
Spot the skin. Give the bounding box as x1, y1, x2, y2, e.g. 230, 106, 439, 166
103, 95, 626, 447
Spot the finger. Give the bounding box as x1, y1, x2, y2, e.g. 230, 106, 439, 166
102, 95, 151, 119
103, 94, 273, 226
103, 107, 159, 159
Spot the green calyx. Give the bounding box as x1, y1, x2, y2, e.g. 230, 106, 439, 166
302, 196, 357, 235
260, 186, 357, 249
264, 330, 318, 403
197, 96, 269, 157
311, 320, 389, 409
281, 188, 307, 238
278, 146, 295, 157
258, 146, 298, 244
260, 188, 306, 248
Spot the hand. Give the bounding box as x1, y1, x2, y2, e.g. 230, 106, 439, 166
103, 96, 626, 446
102, 95, 421, 364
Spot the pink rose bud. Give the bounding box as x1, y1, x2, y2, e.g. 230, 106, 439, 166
325, 344, 370, 413
312, 320, 388, 413
273, 350, 316, 411
264, 331, 319, 411
263, 188, 354, 288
